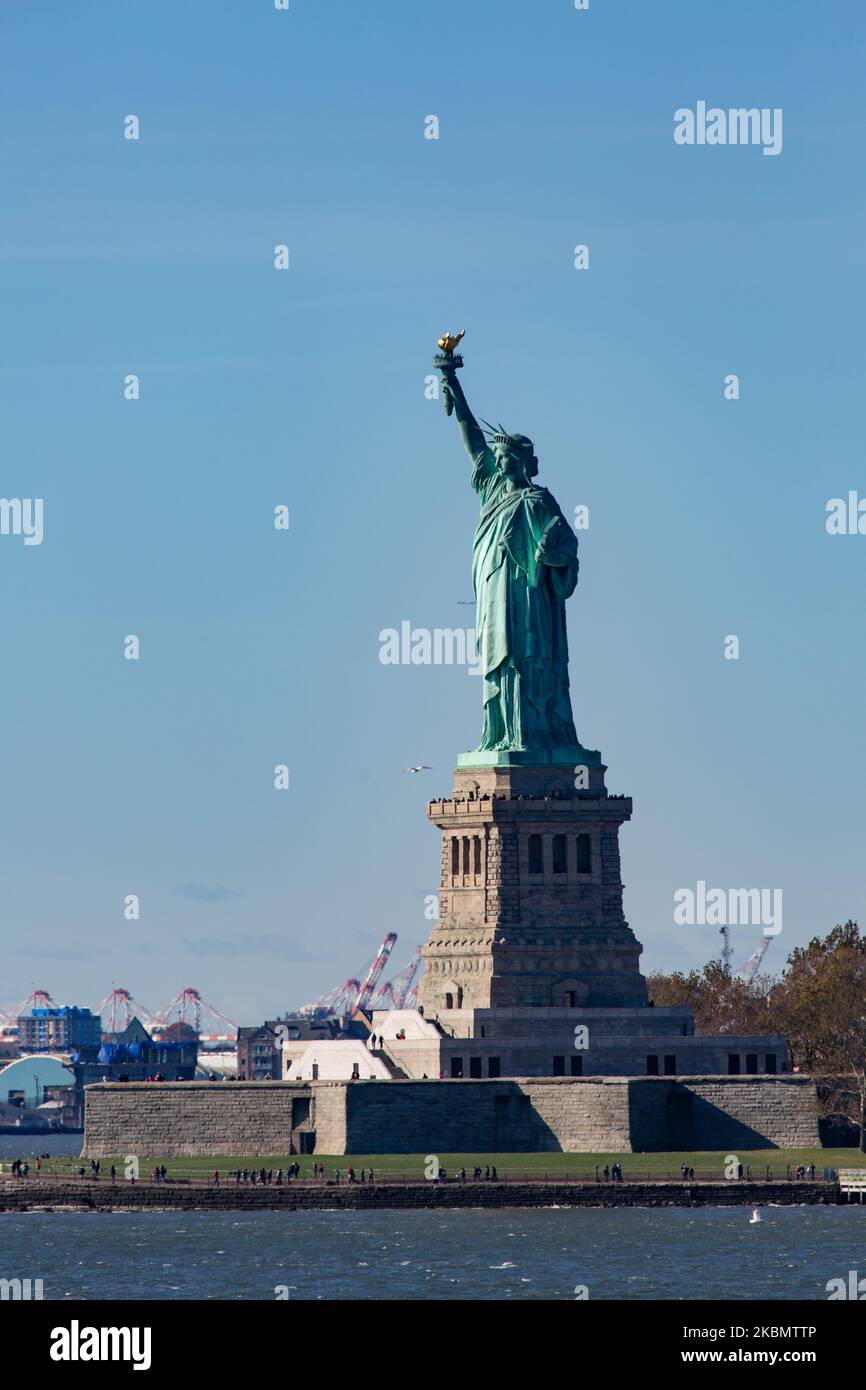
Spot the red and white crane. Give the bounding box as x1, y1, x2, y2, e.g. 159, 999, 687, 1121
15, 989, 55, 1016
353, 933, 397, 1013
93, 988, 160, 1034
153, 988, 238, 1042
370, 945, 423, 1009
736, 935, 773, 983
301, 932, 399, 1018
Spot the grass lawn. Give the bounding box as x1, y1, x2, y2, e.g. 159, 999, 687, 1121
12, 1148, 862, 1183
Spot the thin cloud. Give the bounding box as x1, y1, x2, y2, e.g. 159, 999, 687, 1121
183, 934, 315, 962
351, 929, 383, 945
177, 883, 244, 903
17, 947, 93, 962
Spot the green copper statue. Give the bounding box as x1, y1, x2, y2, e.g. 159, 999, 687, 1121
435, 332, 585, 761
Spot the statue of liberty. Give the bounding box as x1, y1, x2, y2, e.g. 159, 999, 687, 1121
435, 333, 583, 760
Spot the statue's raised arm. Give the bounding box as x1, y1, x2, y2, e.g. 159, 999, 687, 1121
434, 330, 486, 463
442, 368, 487, 462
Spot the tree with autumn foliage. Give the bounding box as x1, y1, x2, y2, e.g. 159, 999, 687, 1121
647, 960, 779, 1037
650, 920, 866, 1150
772, 921, 866, 1151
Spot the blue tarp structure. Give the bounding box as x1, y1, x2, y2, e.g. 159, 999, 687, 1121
98, 1043, 143, 1063
97, 1041, 188, 1064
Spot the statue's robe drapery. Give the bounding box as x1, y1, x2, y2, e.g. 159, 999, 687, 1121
470, 447, 580, 752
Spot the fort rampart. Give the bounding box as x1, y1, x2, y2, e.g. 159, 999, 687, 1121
81, 1075, 820, 1158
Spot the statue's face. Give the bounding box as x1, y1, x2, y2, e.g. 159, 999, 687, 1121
494, 444, 528, 482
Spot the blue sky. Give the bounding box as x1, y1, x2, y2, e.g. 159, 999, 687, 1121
2, 0, 864, 1024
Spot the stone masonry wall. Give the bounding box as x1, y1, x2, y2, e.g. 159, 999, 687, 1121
83, 1083, 311, 1158
0, 1179, 837, 1214
310, 1082, 348, 1152
681, 1078, 819, 1149
627, 1076, 820, 1150
341, 1079, 633, 1154
83, 1075, 819, 1157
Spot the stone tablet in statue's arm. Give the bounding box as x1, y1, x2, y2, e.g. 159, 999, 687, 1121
534, 504, 580, 598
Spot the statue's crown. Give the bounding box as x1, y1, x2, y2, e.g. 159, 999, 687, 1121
482, 421, 533, 454
481, 421, 538, 478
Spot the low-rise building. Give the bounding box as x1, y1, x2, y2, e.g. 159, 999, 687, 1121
286, 1039, 393, 1082
240, 1015, 348, 1080
369, 1006, 787, 1081
18, 1006, 101, 1053
236, 1023, 281, 1080
73, 1017, 197, 1085
194, 1050, 238, 1079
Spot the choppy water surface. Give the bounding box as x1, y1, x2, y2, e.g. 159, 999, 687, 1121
1, 1137, 862, 1300
2, 1204, 864, 1300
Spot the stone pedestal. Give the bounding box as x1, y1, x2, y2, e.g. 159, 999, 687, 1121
418, 756, 648, 1015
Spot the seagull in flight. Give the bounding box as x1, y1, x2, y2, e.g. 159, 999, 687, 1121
405, 765, 433, 774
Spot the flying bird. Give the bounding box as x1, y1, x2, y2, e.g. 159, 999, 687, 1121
405, 765, 433, 774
